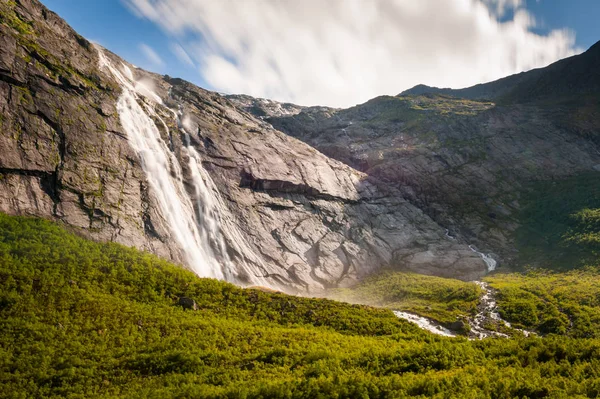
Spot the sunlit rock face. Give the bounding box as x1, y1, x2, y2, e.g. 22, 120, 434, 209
0, 0, 504, 293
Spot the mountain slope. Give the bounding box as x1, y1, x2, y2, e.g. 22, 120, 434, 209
260, 44, 600, 270
0, 0, 489, 291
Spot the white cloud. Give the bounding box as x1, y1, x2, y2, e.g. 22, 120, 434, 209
139, 43, 164, 67
170, 42, 195, 67
125, 0, 580, 107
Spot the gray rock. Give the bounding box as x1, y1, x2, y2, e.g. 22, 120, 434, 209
448, 320, 469, 333
177, 297, 198, 311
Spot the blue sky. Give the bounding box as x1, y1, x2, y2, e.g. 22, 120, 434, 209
500, 0, 600, 48
40, 0, 600, 106
40, 0, 203, 85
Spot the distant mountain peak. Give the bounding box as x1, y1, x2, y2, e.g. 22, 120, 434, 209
400, 39, 600, 104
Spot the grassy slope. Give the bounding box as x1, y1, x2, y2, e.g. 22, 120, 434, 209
483, 169, 600, 338
487, 268, 600, 338
328, 270, 482, 325
4, 214, 600, 398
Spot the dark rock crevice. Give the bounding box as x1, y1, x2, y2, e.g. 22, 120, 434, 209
239, 170, 358, 204
139, 180, 161, 240
0, 70, 26, 87
34, 109, 65, 215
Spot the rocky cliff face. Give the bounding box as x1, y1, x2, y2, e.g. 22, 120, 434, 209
254, 45, 600, 267
0, 0, 149, 249
0, 0, 489, 293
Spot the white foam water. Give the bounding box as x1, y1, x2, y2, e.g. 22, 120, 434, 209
116, 90, 225, 279
97, 48, 268, 284
469, 245, 497, 272
393, 311, 457, 337
469, 281, 509, 339
174, 106, 268, 285
394, 281, 534, 339
471, 281, 534, 338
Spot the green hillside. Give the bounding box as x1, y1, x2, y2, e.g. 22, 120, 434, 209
4, 213, 600, 398
328, 270, 482, 325
488, 268, 600, 337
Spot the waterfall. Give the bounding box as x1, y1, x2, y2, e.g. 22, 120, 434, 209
96, 48, 266, 284
445, 228, 496, 272
173, 106, 268, 285
116, 90, 224, 279
468, 245, 497, 272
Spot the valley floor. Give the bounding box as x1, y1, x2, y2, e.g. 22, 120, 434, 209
3, 213, 600, 398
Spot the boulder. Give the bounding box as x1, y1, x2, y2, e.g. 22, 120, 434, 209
177, 297, 198, 311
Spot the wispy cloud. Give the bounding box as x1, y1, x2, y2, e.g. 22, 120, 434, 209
170, 43, 195, 67
125, 0, 580, 107
139, 43, 165, 67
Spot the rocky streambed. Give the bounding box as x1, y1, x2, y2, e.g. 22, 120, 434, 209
394, 281, 533, 339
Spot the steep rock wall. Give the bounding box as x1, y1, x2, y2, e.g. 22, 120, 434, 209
0, 0, 487, 291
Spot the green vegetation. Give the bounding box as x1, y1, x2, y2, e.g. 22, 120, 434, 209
565, 208, 600, 248
16, 86, 33, 106
515, 172, 600, 269
0, 5, 34, 36
6, 213, 600, 397
403, 94, 495, 116
488, 268, 600, 338
328, 270, 482, 325
343, 95, 493, 134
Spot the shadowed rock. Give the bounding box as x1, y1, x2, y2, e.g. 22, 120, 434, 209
177, 297, 198, 311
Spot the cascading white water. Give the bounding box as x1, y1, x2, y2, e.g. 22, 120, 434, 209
471, 281, 533, 338
395, 282, 534, 339
393, 311, 457, 337
174, 106, 268, 285
444, 229, 496, 272
96, 48, 232, 280
116, 90, 224, 279
97, 48, 270, 286
468, 245, 497, 272
469, 281, 509, 339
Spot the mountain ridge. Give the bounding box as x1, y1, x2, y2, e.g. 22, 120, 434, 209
400, 40, 600, 104
3, 0, 600, 290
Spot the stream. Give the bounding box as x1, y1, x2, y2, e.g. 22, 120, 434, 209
469, 281, 509, 339
393, 311, 456, 337
469, 245, 497, 272
394, 232, 514, 338
394, 281, 533, 339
